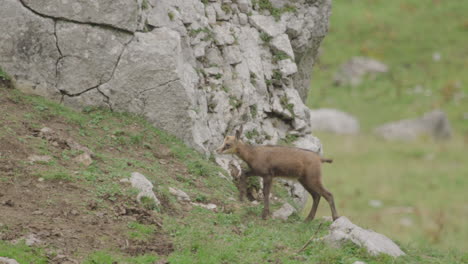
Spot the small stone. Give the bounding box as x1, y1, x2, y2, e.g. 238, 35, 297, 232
1, 200, 14, 207
369, 200, 383, 208
169, 187, 191, 202
24, 234, 42, 246
38, 177, 45, 182
272, 203, 296, 220
432, 52, 441, 62
73, 153, 93, 167
32, 210, 43, 215
191, 202, 217, 211
70, 210, 79, 216
399, 217, 413, 227
353, 261, 366, 264
0, 257, 20, 264
28, 155, 52, 163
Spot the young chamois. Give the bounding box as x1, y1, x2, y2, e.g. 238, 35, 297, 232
216, 127, 339, 221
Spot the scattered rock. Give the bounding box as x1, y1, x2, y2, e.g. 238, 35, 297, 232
13, 233, 43, 246
28, 155, 52, 163
1, 200, 14, 207
399, 217, 413, 227
191, 202, 217, 211
368, 200, 383, 208
432, 52, 441, 62
272, 203, 296, 220
323, 216, 405, 257
353, 261, 366, 264
309, 108, 360, 135
73, 153, 93, 167
0, 257, 20, 264
168, 187, 191, 202
334, 57, 388, 86
375, 109, 452, 141
128, 172, 161, 206
280, 180, 308, 209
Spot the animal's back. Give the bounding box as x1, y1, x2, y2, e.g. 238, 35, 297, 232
255, 145, 321, 178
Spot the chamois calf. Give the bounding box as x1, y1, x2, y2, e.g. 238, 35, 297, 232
216, 127, 339, 221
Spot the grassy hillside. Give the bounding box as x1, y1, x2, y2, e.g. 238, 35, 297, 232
306, 0, 467, 253
0, 81, 466, 263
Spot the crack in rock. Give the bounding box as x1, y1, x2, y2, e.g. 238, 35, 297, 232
18, 0, 135, 34
138, 78, 180, 94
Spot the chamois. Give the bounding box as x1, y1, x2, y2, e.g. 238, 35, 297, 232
216, 127, 339, 221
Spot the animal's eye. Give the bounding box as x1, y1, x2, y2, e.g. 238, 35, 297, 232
225, 144, 231, 147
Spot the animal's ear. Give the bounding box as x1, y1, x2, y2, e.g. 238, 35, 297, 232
235, 125, 243, 140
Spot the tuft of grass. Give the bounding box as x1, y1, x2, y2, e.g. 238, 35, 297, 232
229, 95, 242, 109
83, 251, 159, 264
280, 95, 295, 117
221, 3, 232, 14
260, 32, 273, 43
255, 0, 297, 21
272, 50, 291, 63
127, 221, 156, 241
0, 241, 48, 264
0, 66, 11, 81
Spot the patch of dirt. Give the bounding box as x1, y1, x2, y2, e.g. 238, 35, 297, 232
0, 85, 174, 262
0, 176, 173, 262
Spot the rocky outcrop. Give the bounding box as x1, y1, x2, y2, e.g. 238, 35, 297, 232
375, 110, 452, 141
0, 0, 331, 156
323, 216, 406, 257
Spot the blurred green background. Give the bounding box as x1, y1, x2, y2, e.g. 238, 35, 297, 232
305, 0, 467, 251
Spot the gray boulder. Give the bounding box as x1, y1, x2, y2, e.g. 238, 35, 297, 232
323, 216, 405, 257
272, 203, 296, 220
375, 110, 451, 141
334, 57, 388, 86
129, 172, 160, 206
309, 108, 360, 135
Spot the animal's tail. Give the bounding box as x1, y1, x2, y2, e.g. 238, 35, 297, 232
321, 158, 333, 163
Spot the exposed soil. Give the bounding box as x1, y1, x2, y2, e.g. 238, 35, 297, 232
0, 84, 175, 262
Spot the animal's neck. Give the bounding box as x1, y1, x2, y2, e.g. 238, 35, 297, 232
236, 142, 255, 165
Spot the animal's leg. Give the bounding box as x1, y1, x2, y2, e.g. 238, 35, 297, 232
299, 179, 321, 222
316, 185, 339, 221
262, 176, 273, 219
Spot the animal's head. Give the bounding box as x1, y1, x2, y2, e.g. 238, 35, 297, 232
216, 126, 243, 155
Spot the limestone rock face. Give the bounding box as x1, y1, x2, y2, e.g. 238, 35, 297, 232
1, 0, 332, 156
21, 0, 141, 32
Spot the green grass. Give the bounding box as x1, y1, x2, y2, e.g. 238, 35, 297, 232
305, 0, 468, 253
83, 251, 160, 264
0, 241, 48, 264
